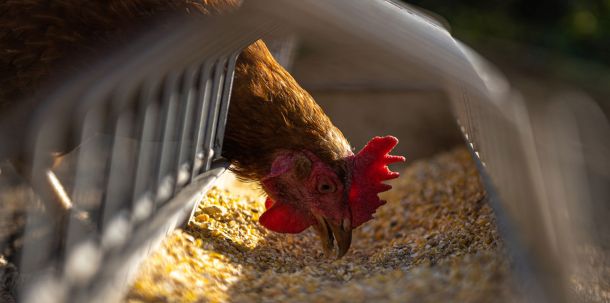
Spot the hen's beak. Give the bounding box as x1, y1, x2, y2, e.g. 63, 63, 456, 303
313, 215, 352, 258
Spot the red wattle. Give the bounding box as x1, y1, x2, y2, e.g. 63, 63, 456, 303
265, 197, 274, 210
259, 201, 313, 233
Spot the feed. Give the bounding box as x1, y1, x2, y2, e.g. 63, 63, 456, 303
126, 147, 515, 302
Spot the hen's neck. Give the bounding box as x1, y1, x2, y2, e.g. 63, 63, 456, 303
222, 40, 352, 182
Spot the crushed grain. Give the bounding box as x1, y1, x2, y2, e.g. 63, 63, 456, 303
126, 147, 517, 302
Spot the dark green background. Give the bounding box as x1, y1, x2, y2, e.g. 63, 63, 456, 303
405, 0, 609, 114
406, 0, 609, 67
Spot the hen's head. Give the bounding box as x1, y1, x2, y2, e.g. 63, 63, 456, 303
260, 136, 405, 257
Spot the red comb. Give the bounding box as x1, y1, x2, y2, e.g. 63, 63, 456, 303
348, 136, 405, 227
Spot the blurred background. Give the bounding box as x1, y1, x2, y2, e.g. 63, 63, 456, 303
291, 0, 609, 166
408, 0, 610, 114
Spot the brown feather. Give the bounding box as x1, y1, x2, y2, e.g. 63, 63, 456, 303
225, 40, 351, 181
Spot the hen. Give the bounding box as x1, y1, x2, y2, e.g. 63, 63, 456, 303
0, 0, 404, 257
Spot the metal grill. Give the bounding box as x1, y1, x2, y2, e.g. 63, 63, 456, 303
3, 15, 256, 303
20, 54, 238, 300
448, 44, 610, 303
0, 4, 287, 301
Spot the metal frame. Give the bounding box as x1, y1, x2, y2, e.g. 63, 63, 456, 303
9, 14, 256, 303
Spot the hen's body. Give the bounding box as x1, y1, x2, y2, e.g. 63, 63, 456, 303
0, 0, 402, 257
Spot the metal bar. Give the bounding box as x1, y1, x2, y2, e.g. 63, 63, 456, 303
201, 57, 227, 171
100, 108, 137, 234
94, 100, 118, 233
175, 66, 198, 190
155, 73, 180, 206
213, 52, 240, 159
191, 62, 214, 179
131, 80, 162, 223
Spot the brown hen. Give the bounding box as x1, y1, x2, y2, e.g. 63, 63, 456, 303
0, 0, 403, 257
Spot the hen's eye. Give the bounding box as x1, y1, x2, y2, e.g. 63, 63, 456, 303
317, 182, 336, 193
